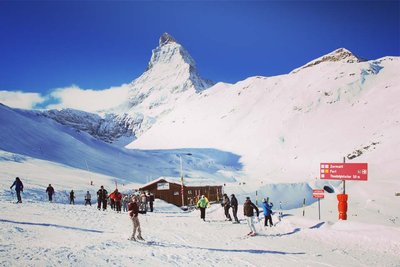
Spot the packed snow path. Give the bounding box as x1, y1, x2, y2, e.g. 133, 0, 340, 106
1, 199, 399, 266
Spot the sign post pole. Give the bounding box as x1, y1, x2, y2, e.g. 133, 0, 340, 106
313, 189, 324, 220
318, 198, 321, 220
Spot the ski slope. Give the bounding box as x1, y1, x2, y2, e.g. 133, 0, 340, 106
1, 194, 399, 266
1, 161, 399, 266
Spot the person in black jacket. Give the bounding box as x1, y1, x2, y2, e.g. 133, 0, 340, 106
97, 185, 108, 210
230, 194, 240, 223
243, 197, 259, 236
69, 190, 75, 205
10, 177, 24, 203
46, 184, 55, 202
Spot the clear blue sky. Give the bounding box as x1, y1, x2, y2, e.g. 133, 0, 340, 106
0, 1, 399, 93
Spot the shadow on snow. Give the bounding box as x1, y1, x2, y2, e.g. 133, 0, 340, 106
0, 219, 104, 233
144, 241, 305, 255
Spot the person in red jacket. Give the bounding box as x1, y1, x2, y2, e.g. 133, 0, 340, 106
128, 196, 144, 241
113, 189, 123, 213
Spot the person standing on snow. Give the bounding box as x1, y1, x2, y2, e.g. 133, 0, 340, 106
128, 196, 144, 241
97, 185, 108, 210
230, 194, 240, 223
222, 193, 232, 221
69, 190, 75, 205
46, 184, 55, 202
243, 196, 259, 236
148, 192, 155, 212
113, 189, 123, 213
85, 191, 92, 206
122, 194, 129, 212
262, 198, 274, 227
10, 177, 24, 203
197, 195, 209, 221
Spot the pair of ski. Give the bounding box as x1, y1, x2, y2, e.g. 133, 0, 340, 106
128, 236, 145, 242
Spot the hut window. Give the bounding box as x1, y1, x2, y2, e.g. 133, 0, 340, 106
188, 190, 192, 195
173, 191, 179, 196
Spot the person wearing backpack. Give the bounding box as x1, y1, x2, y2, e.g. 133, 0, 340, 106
230, 194, 240, 223
262, 198, 274, 227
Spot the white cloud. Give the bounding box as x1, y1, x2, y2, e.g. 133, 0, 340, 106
0, 90, 45, 109
46, 85, 130, 113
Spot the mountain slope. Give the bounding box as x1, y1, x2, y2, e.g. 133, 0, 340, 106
127, 54, 400, 183
0, 104, 241, 183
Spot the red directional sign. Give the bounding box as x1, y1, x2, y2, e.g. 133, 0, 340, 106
320, 163, 368, 181
313, 189, 325, 198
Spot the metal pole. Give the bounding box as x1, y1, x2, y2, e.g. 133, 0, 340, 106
180, 155, 184, 207
318, 198, 321, 220
343, 156, 346, 194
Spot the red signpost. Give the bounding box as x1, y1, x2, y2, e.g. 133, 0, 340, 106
320, 162, 368, 220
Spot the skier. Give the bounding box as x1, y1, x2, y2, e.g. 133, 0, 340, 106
85, 191, 92, 206
46, 184, 55, 202
128, 196, 144, 241
10, 177, 23, 203
262, 198, 274, 227
196, 195, 209, 221
222, 193, 232, 221
97, 185, 108, 210
113, 189, 123, 213
122, 194, 129, 212
148, 192, 155, 212
69, 190, 75, 205
243, 196, 259, 236
230, 194, 240, 223
108, 190, 116, 210
140, 192, 148, 213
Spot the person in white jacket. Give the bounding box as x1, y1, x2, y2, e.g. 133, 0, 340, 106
85, 191, 92, 206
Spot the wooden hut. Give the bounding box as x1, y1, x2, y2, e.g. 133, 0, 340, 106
139, 177, 223, 207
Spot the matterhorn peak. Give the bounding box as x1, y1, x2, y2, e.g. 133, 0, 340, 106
159, 32, 177, 46
291, 47, 366, 74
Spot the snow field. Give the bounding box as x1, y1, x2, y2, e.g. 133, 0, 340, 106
1, 197, 399, 267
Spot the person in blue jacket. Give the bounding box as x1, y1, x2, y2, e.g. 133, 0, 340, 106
10, 177, 24, 203
262, 198, 274, 227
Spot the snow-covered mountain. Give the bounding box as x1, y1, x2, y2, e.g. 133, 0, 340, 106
128, 52, 400, 184
0, 34, 399, 189
112, 32, 215, 137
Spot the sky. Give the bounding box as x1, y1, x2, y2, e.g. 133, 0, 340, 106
0, 1, 399, 109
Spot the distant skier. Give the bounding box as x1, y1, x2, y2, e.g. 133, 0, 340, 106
243, 197, 259, 236
128, 196, 144, 241
262, 198, 274, 227
122, 194, 129, 212
69, 190, 75, 205
97, 185, 108, 210
85, 191, 92, 206
197, 195, 209, 221
113, 189, 123, 213
140, 192, 148, 213
10, 177, 23, 203
230, 194, 240, 223
222, 193, 232, 221
148, 192, 155, 212
46, 184, 55, 202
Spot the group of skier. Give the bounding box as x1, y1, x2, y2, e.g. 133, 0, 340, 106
10, 176, 275, 240
196, 192, 274, 237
